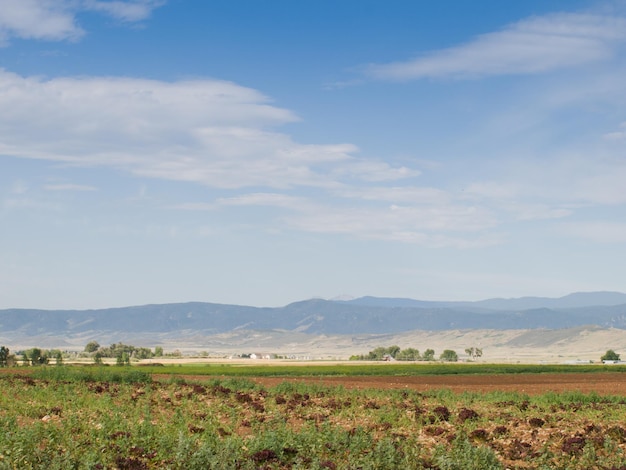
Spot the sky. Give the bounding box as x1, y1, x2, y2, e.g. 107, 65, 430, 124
1, 0, 626, 309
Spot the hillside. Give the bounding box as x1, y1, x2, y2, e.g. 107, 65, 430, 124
2, 292, 626, 336
2, 292, 626, 360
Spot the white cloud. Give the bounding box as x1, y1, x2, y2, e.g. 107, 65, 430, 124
337, 186, 449, 204
369, 13, 626, 80
0, 0, 164, 45
603, 121, 626, 140
0, 69, 414, 189
463, 182, 574, 221
331, 161, 420, 182
0, 0, 82, 44
286, 200, 499, 247
83, 0, 165, 22
509, 203, 573, 221
559, 221, 626, 243
464, 182, 521, 200
170, 193, 306, 211
169, 186, 500, 248
215, 193, 306, 209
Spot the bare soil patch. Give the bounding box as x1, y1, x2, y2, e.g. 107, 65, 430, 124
162, 372, 626, 395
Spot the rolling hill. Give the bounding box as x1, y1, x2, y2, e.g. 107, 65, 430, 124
2, 292, 626, 359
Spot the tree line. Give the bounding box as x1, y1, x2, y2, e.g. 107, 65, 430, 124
349, 346, 485, 362
349, 346, 482, 362
84, 341, 163, 364
0, 342, 166, 367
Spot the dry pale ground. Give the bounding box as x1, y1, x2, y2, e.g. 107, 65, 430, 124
4, 326, 626, 363
145, 326, 626, 363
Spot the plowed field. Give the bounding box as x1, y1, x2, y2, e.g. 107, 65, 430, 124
196, 372, 626, 395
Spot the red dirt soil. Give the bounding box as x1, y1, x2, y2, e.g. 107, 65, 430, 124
159, 372, 626, 395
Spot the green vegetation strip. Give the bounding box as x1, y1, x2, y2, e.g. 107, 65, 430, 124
138, 362, 626, 377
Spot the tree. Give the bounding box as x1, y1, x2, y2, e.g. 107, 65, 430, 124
601, 350, 621, 362
396, 348, 420, 361
116, 352, 130, 366
440, 349, 458, 362
54, 350, 63, 366
84, 341, 100, 353
367, 347, 389, 360
422, 349, 435, 361
134, 347, 153, 360
26, 348, 49, 366
387, 345, 401, 359
154, 346, 163, 357
0, 346, 9, 367
465, 347, 483, 360
93, 352, 103, 365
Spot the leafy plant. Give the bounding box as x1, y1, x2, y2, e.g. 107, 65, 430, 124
435, 436, 503, 470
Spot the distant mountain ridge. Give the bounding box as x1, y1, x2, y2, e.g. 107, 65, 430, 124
2, 292, 626, 339
344, 291, 626, 310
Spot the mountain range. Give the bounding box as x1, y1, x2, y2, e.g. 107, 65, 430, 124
2, 291, 626, 339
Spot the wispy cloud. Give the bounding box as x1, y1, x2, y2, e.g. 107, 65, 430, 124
43, 183, 97, 191
0, 0, 165, 45
0, 70, 414, 189
336, 186, 449, 204
369, 12, 626, 80
215, 193, 306, 209
2, 197, 60, 211
172, 189, 501, 248
170, 193, 306, 212
558, 221, 626, 243
286, 201, 500, 248
603, 121, 626, 140
83, 0, 165, 22
0, 0, 82, 44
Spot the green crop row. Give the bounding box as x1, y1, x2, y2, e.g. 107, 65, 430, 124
135, 361, 626, 377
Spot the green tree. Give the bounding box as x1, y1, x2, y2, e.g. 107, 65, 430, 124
396, 348, 420, 361
116, 352, 131, 366
422, 349, 435, 361
440, 349, 459, 362
134, 347, 153, 360
154, 346, 164, 357
93, 352, 103, 365
367, 347, 388, 360
26, 348, 49, 366
54, 350, 63, 366
0, 346, 9, 367
601, 349, 621, 362
84, 341, 100, 353
465, 347, 483, 360
386, 345, 401, 358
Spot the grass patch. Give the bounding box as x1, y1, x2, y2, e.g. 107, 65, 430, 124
31, 365, 152, 384
138, 362, 626, 378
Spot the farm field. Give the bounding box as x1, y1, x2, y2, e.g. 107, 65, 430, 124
143, 362, 626, 395
247, 371, 626, 396
1, 366, 626, 469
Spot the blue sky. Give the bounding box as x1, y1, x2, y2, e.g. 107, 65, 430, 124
1, 0, 626, 309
